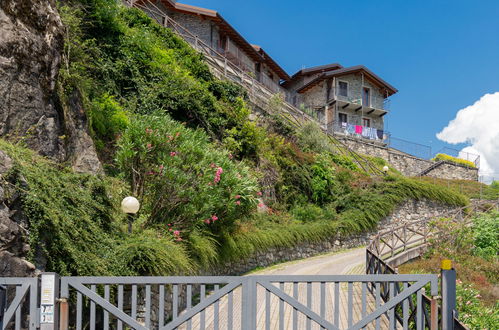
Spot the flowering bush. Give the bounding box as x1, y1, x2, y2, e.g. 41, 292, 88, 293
116, 113, 259, 236
456, 281, 499, 329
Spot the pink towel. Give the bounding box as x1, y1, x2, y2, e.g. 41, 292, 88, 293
355, 125, 362, 134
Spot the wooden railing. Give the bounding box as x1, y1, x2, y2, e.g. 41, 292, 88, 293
367, 200, 498, 329
122, 0, 387, 178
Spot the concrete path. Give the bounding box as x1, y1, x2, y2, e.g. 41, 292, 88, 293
182, 247, 396, 329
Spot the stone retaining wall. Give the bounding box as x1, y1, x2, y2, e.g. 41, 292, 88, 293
338, 137, 479, 180
215, 198, 458, 276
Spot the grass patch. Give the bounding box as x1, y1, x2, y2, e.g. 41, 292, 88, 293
431, 153, 476, 168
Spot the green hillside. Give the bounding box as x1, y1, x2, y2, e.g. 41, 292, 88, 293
0, 0, 469, 276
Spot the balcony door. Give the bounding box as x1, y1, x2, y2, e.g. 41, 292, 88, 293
362, 87, 371, 107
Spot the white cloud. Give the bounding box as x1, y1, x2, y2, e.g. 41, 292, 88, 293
436, 92, 499, 183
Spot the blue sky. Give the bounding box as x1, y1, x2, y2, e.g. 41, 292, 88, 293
181, 0, 499, 158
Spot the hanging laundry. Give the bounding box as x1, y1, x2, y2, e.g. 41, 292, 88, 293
369, 128, 377, 140
362, 126, 370, 138
341, 122, 347, 129
347, 124, 356, 135
376, 129, 384, 140
355, 125, 362, 134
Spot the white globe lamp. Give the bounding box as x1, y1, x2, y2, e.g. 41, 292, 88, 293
121, 197, 140, 233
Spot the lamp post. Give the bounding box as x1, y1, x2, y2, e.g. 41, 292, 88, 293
121, 196, 140, 234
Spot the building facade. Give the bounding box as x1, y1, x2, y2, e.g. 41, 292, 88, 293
140, 0, 397, 144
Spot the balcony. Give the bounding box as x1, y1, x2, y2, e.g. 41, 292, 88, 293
327, 121, 390, 144
328, 89, 390, 117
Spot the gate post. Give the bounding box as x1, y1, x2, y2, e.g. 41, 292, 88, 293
441, 259, 456, 330
40, 273, 60, 330
241, 277, 256, 330
0, 284, 6, 329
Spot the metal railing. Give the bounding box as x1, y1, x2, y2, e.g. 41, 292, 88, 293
327, 121, 389, 143
433, 147, 480, 168
330, 88, 390, 111
387, 136, 433, 160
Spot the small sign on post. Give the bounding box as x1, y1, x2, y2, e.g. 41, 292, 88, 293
40, 273, 59, 330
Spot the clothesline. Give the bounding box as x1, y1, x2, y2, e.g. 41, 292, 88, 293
341, 122, 385, 141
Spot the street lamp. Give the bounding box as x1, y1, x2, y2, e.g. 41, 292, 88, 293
121, 196, 140, 233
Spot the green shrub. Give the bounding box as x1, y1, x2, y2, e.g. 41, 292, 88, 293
0, 139, 127, 276
90, 93, 129, 142
432, 153, 476, 168
310, 154, 340, 205
296, 122, 337, 154
472, 211, 499, 259
116, 113, 259, 236
456, 281, 499, 328
112, 230, 194, 275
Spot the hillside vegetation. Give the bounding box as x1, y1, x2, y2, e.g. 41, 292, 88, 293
0, 0, 470, 276
400, 211, 499, 328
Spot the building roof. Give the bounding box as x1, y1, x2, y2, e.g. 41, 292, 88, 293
165, 2, 290, 80
252, 45, 290, 80
296, 65, 398, 96
291, 63, 344, 78
281, 63, 343, 87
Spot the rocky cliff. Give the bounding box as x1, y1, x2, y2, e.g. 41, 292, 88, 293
0, 150, 36, 276
0, 0, 101, 173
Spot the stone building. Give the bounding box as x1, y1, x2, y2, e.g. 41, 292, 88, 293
142, 0, 290, 93
132, 0, 479, 181
142, 1, 397, 143
284, 64, 397, 141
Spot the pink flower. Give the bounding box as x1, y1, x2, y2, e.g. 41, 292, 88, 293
147, 171, 155, 175
211, 215, 218, 221
170, 151, 177, 157
204, 219, 211, 224
145, 128, 153, 134
176, 237, 182, 241
210, 163, 216, 168
466, 300, 471, 305
147, 143, 152, 150
257, 191, 263, 196
168, 135, 173, 141
235, 201, 241, 205
214, 167, 224, 183
258, 203, 265, 207
474, 294, 481, 298
173, 230, 180, 236
235, 195, 241, 199
228, 153, 233, 159
167, 223, 172, 227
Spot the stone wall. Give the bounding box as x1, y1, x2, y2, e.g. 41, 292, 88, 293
335, 73, 384, 109
337, 136, 479, 180
424, 162, 479, 181
380, 198, 458, 227
215, 198, 458, 276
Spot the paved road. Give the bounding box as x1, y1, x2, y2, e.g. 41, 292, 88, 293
184, 247, 395, 329
252, 247, 366, 277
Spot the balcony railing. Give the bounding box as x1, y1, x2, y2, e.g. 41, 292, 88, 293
330, 88, 391, 111
327, 121, 390, 143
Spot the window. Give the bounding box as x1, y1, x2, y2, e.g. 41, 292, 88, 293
362, 87, 371, 107
362, 118, 371, 127
338, 81, 348, 97
339, 113, 348, 124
